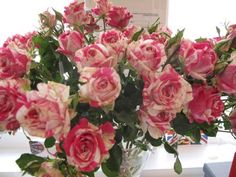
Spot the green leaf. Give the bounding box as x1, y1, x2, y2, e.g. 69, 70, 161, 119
44, 136, 56, 148
148, 17, 160, 34
114, 111, 138, 128
174, 156, 182, 174
164, 142, 178, 155
171, 113, 195, 135
53, 8, 63, 21
101, 163, 118, 177
166, 29, 184, 49
216, 26, 221, 37
145, 132, 162, 147
105, 144, 122, 173
132, 28, 144, 41
191, 128, 201, 143
16, 153, 45, 176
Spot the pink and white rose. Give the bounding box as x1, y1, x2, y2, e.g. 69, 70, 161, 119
216, 51, 236, 94
139, 107, 176, 139
229, 109, 236, 134
63, 1, 91, 26
92, 0, 111, 16
16, 82, 71, 140
226, 24, 236, 39
57, 30, 85, 58
97, 29, 128, 60
63, 118, 115, 172
179, 40, 218, 80
123, 25, 142, 43
0, 79, 27, 131
39, 10, 56, 29
74, 44, 117, 72
107, 6, 132, 29
3, 32, 37, 52
143, 25, 172, 45
127, 39, 167, 75
186, 85, 224, 124
79, 67, 121, 108
143, 65, 192, 113
0, 47, 31, 79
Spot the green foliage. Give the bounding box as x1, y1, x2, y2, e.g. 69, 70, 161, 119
131, 28, 144, 41
171, 112, 219, 143
102, 144, 122, 177
174, 156, 182, 174
145, 132, 162, 147
16, 153, 46, 176
44, 136, 56, 148
148, 17, 160, 34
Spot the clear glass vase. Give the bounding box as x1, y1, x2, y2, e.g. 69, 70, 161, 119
118, 147, 151, 177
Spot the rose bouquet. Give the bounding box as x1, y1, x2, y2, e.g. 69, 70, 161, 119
1, 0, 236, 176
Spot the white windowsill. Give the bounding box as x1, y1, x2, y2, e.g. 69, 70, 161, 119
0, 131, 235, 177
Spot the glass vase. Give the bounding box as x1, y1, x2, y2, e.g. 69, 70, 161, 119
118, 147, 151, 177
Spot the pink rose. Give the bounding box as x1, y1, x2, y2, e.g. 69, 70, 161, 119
74, 44, 117, 72
92, 0, 111, 16
123, 25, 142, 43
143, 65, 192, 113
16, 82, 71, 140
186, 85, 224, 124
139, 107, 176, 139
0, 79, 27, 131
64, 118, 115, 172
143, 25, 172, 45
106, 6, 132, 29
63, 1, 91, 26
57, 30, 85, 58
0, 47, 31, 79
97, 29, 128, 60
3, 32, 37, 52
79, 67, 121, 108
39, 10, 56, 32
216, 52, 236, 94
229, 109, 236, 134
179, 40, 218, 80
127, 39, 167, 75
226, 24, 236, 39
36, 162, 63, 177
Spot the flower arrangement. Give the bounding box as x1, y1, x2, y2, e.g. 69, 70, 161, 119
1, 0, 236, 176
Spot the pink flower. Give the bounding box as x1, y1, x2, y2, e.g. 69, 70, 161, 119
143, 65, 192, 113
216, 52, 236, 94
36, 162, 64, 177
0, 79, 27, 131
143, 25, 172, 45
229, 109, 236, 134
57, 30, 85, 58
123, 25, 142, 43
74, 44, 117, 72
139, 107, 176, 139
179, 40, 217, 80
107, 6, 132, 29
226, 24, 236, 39
97, 29, 128, 60
92, 0, 111, 16
63, 1, 91, 26
186, 85, 224, 124
39, 10, 56, 33
127, 39, 167, 75
79, 67, 121, 108
0, 47, 31, 79
3, 32, 37, 52
63, 118, 115, 172
16, 82, 71, 140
